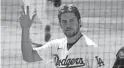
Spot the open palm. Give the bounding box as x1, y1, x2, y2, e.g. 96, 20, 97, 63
19, 5, 36, 28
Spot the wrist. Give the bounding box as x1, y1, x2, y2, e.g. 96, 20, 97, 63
22, 27, 30, 31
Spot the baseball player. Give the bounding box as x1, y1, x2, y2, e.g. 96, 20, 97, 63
20, 4, 107, 68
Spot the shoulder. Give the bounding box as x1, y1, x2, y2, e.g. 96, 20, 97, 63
44, 37, 67, 47
82, 33, 98, 47
34, 37, 66, 50
48, 37, 66, 44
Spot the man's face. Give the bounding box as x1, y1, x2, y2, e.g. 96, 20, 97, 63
60, 12, 81, 38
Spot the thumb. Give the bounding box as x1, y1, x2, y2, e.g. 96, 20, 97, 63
31, 13, 36, 21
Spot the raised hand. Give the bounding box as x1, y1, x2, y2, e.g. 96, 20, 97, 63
19, 5, 36, 28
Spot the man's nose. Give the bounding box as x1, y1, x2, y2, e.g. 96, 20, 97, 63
66, 21, 71, 27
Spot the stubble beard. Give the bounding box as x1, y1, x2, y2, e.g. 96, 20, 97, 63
65, 28, 79, 38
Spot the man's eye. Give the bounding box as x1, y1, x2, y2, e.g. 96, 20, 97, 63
61, 21, 66, 24
70, 19, 74, 22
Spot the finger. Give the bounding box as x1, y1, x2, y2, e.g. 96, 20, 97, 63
26, 6, 29, 16
21, 5, 25, 15
19, 15, 23, 21
20, 11, 24, 16
31, 13, 36, 21
19, 11, 24, 20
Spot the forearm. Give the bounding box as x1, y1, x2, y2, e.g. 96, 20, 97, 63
19, 5, 42, 62
21, 28, 34, 62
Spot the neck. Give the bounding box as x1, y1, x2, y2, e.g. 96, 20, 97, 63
67, 31, 82, 44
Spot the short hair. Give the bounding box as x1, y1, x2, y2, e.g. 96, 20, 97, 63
58, 4, 81, 22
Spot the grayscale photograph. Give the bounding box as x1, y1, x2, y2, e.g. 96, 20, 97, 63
1, 0, 124, 68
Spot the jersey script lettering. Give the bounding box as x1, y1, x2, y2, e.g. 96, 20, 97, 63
53, 54, 105, 67
53, 54, 85, 67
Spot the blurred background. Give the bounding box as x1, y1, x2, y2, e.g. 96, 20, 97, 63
1, 0, 124, 68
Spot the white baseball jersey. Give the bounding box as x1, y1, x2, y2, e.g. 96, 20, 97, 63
34, 34, 110, 68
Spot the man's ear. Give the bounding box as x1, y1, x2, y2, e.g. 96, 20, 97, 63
59, 21, 62, 28
79, 19, 81, 27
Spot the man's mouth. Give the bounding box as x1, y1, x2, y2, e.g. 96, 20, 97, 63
66, 29, 72, 31
66, 30, 71, 31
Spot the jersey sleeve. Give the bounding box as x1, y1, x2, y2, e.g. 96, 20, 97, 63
33, 40, 58, 61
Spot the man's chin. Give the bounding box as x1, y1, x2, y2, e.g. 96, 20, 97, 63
65, 33, 74, 38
